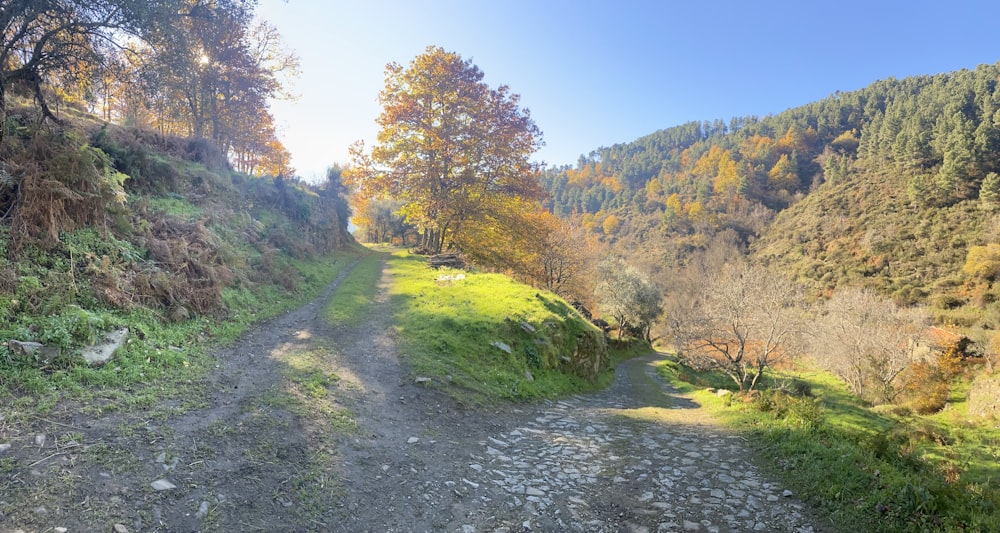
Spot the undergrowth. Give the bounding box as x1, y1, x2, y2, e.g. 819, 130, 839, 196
657, 357, 1000, 532
0, 251, 356, 422
0, 116, 356, 421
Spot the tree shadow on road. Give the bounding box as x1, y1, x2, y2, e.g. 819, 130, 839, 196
602, 352, 728, 431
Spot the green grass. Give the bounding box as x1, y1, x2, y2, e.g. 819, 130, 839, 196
0, 250, 360, 424
323, 254, 383, 327
385, 250, 610, 405
146, 195, 205, 221
657, 357, 1000, 532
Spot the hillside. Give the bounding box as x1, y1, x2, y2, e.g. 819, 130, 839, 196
0, 106, 354, 371
753, 164, 994, 320
541, 62, 1000, 335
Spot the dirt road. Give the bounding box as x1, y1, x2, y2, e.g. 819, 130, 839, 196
0, 260, 823, 532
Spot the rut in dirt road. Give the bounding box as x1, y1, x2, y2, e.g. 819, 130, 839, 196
1, 258, 365, 532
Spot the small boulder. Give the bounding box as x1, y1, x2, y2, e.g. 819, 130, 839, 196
80, 328, 129, 366
7, 340, 60, 363
490, 341, 512, 354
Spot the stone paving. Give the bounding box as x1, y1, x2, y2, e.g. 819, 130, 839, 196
435, 357, 822, 533
464, 402, 816, 532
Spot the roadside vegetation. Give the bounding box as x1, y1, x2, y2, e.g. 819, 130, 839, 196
0, 102, 356, 429
657, 357, 1000, 533
0, 246, 359, 422
385, 250, 611, 405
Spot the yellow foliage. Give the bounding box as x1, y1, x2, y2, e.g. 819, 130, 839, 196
963, 243, 1000, 281
665, 193, 682, 214
644, 178, 663, 201
768, 153, 798, 191
739, 135, 775, 164
686, 200, 706, 223
601, 175, 623, 194
712, 151, 741, 196
692, 145, 725, 178
602, 213, 621, 235
776, 125, 808, 154
831, 129, 860, 153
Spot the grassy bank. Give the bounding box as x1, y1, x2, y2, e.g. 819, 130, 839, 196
0, 250, 361, 424
385, 250, 611, 405
657, 358, 1000, 532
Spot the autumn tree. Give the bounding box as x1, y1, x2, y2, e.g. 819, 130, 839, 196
140, 1, 298, 153
355, 46, 543, 254
602, 213, 621, 235
768, 152, 799, 191
810, 288, 929, 405
536, 214, 600, 299
962, 243, 1000, 282
670, 264, 805, 392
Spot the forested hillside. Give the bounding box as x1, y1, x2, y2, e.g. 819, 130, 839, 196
541, 62, 1000, 331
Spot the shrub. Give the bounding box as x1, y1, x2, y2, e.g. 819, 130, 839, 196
750, 389, 824, 430
899, 361, 950, 415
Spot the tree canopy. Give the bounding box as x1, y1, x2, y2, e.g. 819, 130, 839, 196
0, 0, 296, 176
347, 46, 543, 255
0, 0, 172, 130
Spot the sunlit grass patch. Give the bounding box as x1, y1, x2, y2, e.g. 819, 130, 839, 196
657, 356, 1000, 532
323, 254, 383, 327
146, 194, 205, 221
386, 250, 609, 405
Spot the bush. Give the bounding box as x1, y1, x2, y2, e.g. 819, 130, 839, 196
899, 361, 950, 415
750, 390, 824, 430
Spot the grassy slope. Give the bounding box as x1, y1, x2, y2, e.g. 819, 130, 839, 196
0, 114, 359, 424
0, 249, 361, 424
384, 250, 612, 405
657, 358, 1000, 533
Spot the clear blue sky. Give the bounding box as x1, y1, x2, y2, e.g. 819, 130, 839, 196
256, 0, 1000, 181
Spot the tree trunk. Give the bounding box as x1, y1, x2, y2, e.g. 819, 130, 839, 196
0, 80, 5, 143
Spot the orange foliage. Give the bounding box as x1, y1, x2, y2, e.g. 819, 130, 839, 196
739, 135, 775, 165
903, 361, 950, 414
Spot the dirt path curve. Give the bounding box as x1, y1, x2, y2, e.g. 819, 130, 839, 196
1, 259, 825, 533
